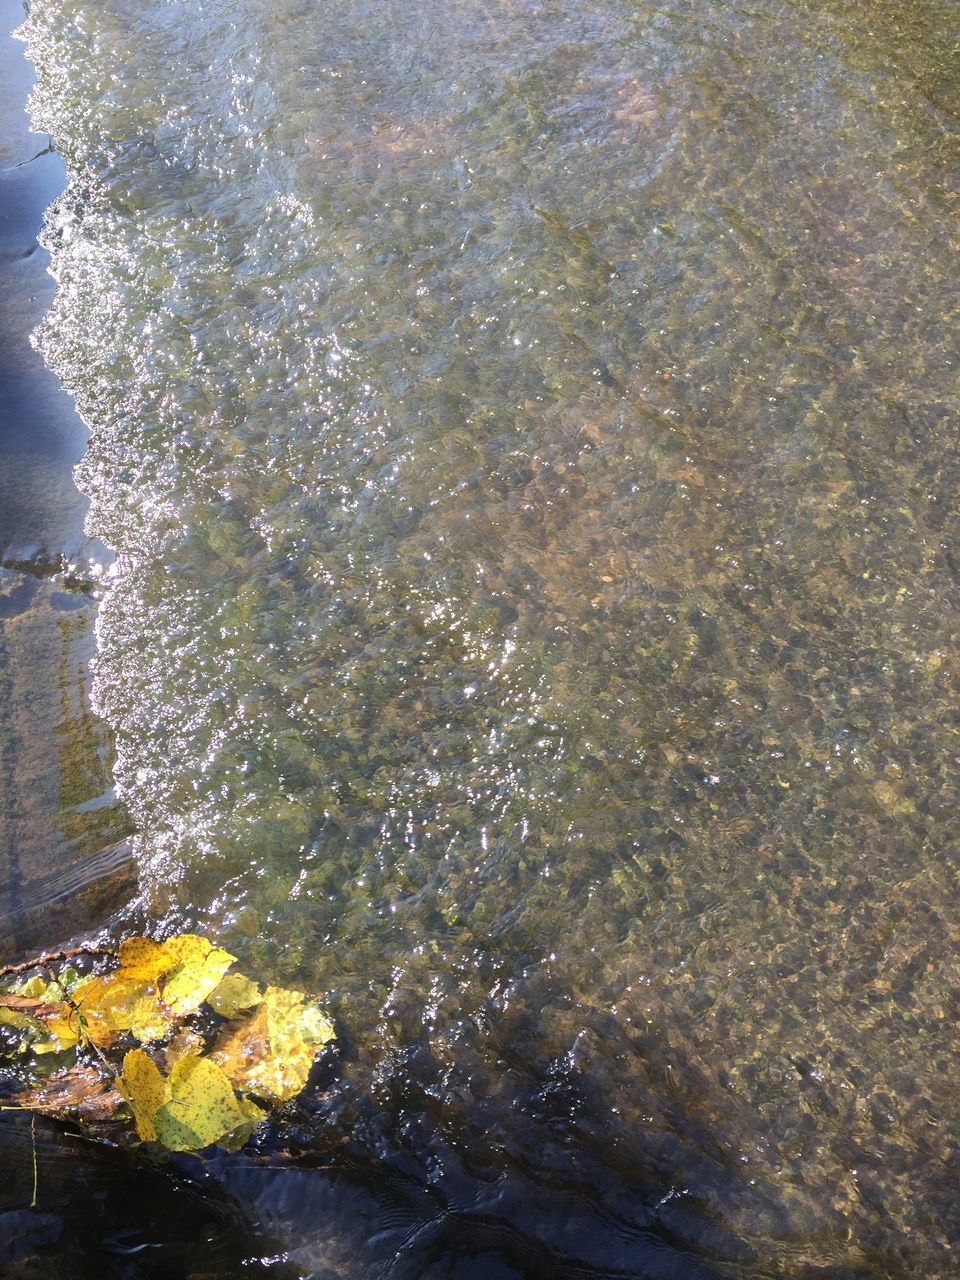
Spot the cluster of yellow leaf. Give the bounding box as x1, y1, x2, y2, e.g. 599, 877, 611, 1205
120, 1049, 266, 1151
0, 934, 336, 1152
0, 935, 236, 1052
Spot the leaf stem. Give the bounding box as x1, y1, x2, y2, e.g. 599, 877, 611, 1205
29, 1113, 38, 1208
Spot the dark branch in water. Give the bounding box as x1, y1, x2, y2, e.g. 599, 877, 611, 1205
3, 138, 56, 172
0, 943, 116, 979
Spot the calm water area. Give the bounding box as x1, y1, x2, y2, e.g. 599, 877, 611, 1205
2, 0, 960, 1275
0, 1, 131, 964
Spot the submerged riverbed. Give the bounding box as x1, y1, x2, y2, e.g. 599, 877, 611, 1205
5, 0, 960, 1274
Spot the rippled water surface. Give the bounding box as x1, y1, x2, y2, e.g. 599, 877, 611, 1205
13, 0, 960, 1274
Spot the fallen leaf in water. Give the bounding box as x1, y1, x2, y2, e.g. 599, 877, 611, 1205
216, 1094, 268, 1152
122, 1048, 263, 1151
0, 994, 56, 1015
15, 976, 51, 1000
0, 1006, 44, 1036
207, 972, 261, 1019
120, 1047, 168, 1141
37, 1007, 82, 1053
71, 974, 168, 1046
161, 936, 236, 1017
18, 1065, 121, 1122
153, 1055, 243, 1151
117, 936, 174, 982
213, 985, 334, 1102
0, 994, 79, 1053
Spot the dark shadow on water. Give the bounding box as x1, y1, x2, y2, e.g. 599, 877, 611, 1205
0, 1101, 887, 1280
0, 1112, 299, 1280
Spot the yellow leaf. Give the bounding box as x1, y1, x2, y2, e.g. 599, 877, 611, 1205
0, 996, 80, 1052
37, 1007, 81, 1052
213, 985, 334, 1102
117, 937, 174, 982
287, 993, 336, 1050
16, 976, 49, 1000
217, 1095, 268, 1152
153, 1055, 241, 1151
73, 974, 168, 1046
160, 935, 236, 1017
119, 1048, 169, 1142
212, 1003, 271, 1090
265, 985, 333, 1054
207, 973, 261, 1019
0, 1007, 42, 1034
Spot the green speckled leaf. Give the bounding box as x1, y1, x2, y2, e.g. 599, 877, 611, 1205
152, 1054, 242, 1150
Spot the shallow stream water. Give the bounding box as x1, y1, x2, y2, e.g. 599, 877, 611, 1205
0, 4, 131, 960
7, 0, 960, 1274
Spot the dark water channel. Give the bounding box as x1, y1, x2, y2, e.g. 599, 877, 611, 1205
4, 0, 960, 1275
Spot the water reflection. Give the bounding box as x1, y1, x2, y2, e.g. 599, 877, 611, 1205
13, 0, 960, 1273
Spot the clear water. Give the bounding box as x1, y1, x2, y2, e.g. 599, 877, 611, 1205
14, 0, 960, 1274
0, 7, 131, 961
